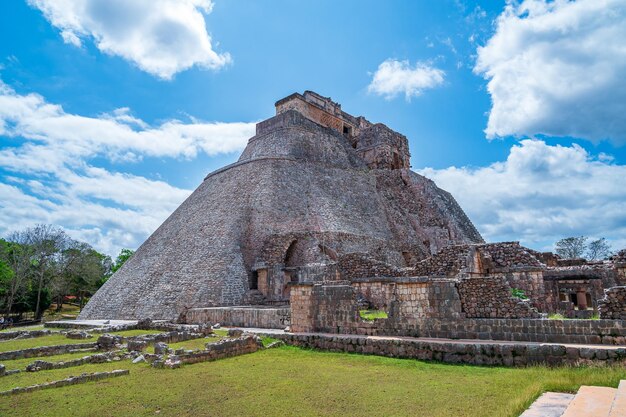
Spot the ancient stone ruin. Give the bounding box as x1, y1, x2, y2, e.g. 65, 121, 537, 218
79, 91, 626, 342
80, 91, 483, 320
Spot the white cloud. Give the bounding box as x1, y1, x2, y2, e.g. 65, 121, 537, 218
0, 80, 254, 255
28, 0, 231, 79
0, 81, 254, 167
419, 140, 626, 251
475, 0, 626, 143
368, 59, 445, 100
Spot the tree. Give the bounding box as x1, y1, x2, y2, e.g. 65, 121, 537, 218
111, 249, 134, 274
71, 245, 110, 310
586, 238, 612, 261
12, 225, 69, 319
0, 238, 32, 318
0, 259, 14, 303
555, 236, 587, 259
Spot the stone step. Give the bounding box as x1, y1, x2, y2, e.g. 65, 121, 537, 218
609, 380, 626, 417
519, 392, 575, 417
561, 386, 617, 417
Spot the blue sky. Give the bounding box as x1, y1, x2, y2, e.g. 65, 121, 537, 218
1, 0, 625, 256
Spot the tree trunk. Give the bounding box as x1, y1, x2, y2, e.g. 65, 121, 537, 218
34, 270, 44, 320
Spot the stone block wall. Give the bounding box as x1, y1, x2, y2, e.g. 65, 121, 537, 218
338, 253, 403, 280
0, 370, 129, 396
416, 318, 626, 345
0, 342, 96, 361
599, 286, 626, 320
497, 270, 546, 310
411, 242, 544, 278
290, 284, 318, 333
290, 279, 465, 334
457, 277, 540, 318
260, 332, 626, 367
173, 335, 261, 365
310, 284, 360, 334
186, 306, 291, 329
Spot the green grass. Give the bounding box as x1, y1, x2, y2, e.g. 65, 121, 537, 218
260, 336, 279, 347
359, 309, 388, 321
0, 329, 164, 353
0, 350, 106, 372
212, 328, 228, 337
106, 329, 163, 337
163, 336, 219, 352
0, 333, 94, 352
548, 312, 601, 320
0, 345, 623, 416
0, 325, 46, 333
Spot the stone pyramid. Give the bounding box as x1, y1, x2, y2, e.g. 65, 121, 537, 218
80, 91, 483, 320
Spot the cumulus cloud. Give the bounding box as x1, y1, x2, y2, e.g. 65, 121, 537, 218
28, 0, 231, 79
0, 81, 254, 255
419, 140, 626, 251
368, 59, 445, 100
0, 81, 254, 167
475, 0, 626, 143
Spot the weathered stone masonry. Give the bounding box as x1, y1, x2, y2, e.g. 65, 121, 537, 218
81, 91, 483, 320
259, 332, 626, 367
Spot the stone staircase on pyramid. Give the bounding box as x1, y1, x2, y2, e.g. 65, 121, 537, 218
520, 380, 626, 417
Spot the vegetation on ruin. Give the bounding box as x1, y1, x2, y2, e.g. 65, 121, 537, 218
547, 312, 601, 320
0, 341, 624, 417
510, 288, 528, 300
359, 309, 388, 321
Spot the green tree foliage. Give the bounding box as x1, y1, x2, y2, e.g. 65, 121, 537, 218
0, 225, 113, 320
112, 249, 135, 273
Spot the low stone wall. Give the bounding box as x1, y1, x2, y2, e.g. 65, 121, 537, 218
155, 335, 261, 367
457, 277, 540, 318
26, 352, 118, 372
44, 322, 136, 331
186, 306, 290, 329
140, 331, 205, 344
415, 318, 626, 345
599, 286, 626, 320
0, 370, 129, 396
0, 330, 53, 341
263, 332, 626, 367
0, 342, 97, 361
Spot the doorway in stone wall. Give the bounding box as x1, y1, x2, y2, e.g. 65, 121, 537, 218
249, 270, 258, 290
283, 241, 298, 300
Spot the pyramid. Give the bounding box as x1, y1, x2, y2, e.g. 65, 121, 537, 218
79, 91, 483, 320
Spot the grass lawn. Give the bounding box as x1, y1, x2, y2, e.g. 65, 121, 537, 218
0, 329, 163, 352
1, 350, 106, 372
0, 346, 624, 417
158, 336, 221, 352
0, 325, 45, 333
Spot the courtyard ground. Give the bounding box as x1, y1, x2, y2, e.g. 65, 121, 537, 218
0, 328, 624, 417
